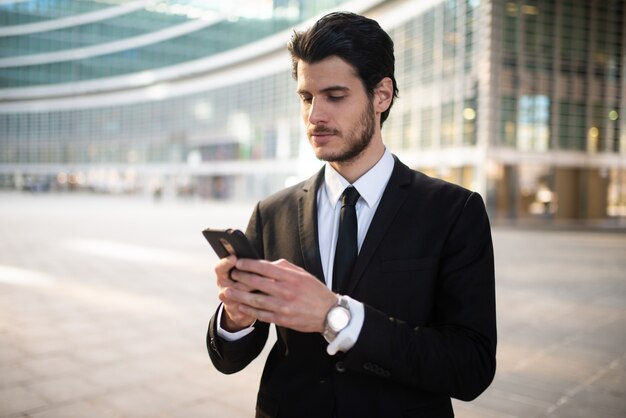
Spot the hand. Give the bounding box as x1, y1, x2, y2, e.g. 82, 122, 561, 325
215, 256, 257, 332
227, 258, 337, 333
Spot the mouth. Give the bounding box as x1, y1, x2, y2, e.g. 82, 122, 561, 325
309, 128, 339, 142
309, 133, 335, 146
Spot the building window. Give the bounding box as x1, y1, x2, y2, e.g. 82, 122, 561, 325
517, 95, 550, 151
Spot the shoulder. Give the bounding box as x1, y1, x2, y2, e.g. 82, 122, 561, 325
394, 157, 474, 204
393, 159, 491, 248
258, 180, 306, 209
255, 167, 323, 212
390, 157, 487, 230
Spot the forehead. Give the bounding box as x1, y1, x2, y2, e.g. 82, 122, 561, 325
296, 56, 362, 92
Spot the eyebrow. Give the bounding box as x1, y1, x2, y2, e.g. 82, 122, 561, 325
297, 85, 350, 95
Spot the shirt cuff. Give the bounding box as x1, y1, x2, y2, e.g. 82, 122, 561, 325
327, 296, 364, 355
216, 303, 255, 342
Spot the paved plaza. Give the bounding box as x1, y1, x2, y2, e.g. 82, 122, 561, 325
0, 192, 625, 418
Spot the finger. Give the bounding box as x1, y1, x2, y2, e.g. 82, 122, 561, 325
225, 286, 279, 312
219, 258, 259, 292
222, 302, 256, 328
230, 269, 284, 297
219, 280, 256, 302
216, 270, 238, 289
273, 258, 307, 273
215, 255, 237, 275
232, 262, 321, 301
239, 303, 278, 324
230, 275, 258, 293
236, 258, 296, 283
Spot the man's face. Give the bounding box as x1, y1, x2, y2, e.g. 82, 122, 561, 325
296, 56, 376, 163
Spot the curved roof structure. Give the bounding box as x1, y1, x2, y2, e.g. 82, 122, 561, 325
0, 0, 386, 104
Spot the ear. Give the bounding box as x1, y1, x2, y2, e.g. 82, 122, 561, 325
373, 77, 393, 114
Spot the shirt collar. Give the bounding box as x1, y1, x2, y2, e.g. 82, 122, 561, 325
323, 148, 395, 209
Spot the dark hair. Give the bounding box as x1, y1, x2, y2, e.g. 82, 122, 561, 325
287, 11, 399, 126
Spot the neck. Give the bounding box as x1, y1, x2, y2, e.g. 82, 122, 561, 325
330, 137, 385, 184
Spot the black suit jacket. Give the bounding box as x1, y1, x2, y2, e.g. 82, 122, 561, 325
207, 156, 496, 418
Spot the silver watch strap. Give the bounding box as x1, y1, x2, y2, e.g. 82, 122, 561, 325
323, 295, 351, 343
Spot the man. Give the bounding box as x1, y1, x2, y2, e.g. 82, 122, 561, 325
207, 11, 496, 418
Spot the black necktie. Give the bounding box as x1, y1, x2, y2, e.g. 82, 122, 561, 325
333, 186, 360, 293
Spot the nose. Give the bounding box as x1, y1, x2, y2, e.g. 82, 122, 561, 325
307, 98, 328, 125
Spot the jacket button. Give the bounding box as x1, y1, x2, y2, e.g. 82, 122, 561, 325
335, 361, 346, 373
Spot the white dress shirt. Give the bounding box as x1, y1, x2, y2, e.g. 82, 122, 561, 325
318, 149, 394, 354
218, 149, 395, 355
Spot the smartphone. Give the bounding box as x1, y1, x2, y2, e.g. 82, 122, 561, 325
202, 228, 260, 259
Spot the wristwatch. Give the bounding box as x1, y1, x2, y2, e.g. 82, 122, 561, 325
323, 295, 351, 343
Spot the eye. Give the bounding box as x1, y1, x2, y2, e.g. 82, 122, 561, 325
328, 95, 345, 102
299, 94, 312, 104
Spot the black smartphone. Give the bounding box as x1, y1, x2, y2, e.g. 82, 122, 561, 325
202, 228, 260, 259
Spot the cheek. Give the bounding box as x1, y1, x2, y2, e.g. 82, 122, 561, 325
300, 108, 309, 125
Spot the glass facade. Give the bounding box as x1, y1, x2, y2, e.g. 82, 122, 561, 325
0, 0, 625, 223
0, 0, 342, 87
488, 0, 625, 221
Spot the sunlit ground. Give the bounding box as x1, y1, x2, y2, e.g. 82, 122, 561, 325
0, 191, 624, 417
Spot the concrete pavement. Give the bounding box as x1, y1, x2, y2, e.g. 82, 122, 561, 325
0, 192, 624, 417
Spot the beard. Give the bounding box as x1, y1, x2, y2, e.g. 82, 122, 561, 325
308, 99, 376, 163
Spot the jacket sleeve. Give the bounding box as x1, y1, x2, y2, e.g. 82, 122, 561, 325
206, 202, 271, 374
343, 192, 497, 401
207, 307, 270, 374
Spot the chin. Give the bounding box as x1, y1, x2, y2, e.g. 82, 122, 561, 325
314, 149, 342, 162
312, 147, 337, 162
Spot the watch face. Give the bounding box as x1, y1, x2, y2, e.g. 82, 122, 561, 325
328, 307, 350, 331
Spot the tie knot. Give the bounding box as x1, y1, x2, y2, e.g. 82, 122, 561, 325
341, 186, 360, 207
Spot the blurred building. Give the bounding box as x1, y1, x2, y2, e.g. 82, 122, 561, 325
1, 0, 624, 225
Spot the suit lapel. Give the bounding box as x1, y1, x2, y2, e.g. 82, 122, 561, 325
344, 157, 413, 295
298, 167, 326, 283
